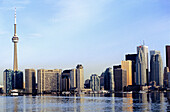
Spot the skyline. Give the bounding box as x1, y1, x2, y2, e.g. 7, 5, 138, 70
0, 0, 170, 84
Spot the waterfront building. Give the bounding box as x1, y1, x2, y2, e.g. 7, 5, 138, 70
166, 45, 170, 70
70, 69, 76, 89
62, 70, 71, 91
121, 60, 132, 86
76, 64, 84, 90
84, 79, 90, 89
104, 67, 114, 92
150, 50, 163, 86
136, 46, 147, 85
168, 72, 170, 88
37, 69, 62, 93
137, 45, 149, 85
3, 69, 14, 94
125, 54, 137, 85
25, 69, 36, 94
164, 67, 169, 87
99, 73, 104, 88
90, 74, 100, 92
114, 68, 127, 91
15, 70, 23, 89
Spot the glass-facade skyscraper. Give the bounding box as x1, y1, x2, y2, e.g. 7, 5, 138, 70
3, 69, 14, 94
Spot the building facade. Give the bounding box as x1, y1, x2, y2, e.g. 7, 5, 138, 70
150, 51, 163, 87
164, 67, 169, 87
3, 69, 14, 94
76, 65, 84, 90
137, 45, 149, 85
121, 60, 132, 86
37, 69, 62, 93
125, 54, 137, 85
166, 45, 170, 70
15, 70, 23, 89
104, 67, 114, 92
136, 47, 147, 85
70, 69, 76, 89
90, 74, 100, 92
114, 68, 127, 91
62, 70, 71, 91
25, 69, 36, 94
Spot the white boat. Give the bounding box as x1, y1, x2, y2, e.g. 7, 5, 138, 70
10, 89, 19, 96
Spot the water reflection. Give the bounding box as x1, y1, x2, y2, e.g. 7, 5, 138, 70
0, 92, 170, 111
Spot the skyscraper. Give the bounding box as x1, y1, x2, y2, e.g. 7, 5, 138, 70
150, 50, 163, 86
114, 68, 127, 91
90, 74, 100, 92
137, 45, 148, 85
76, 64, 84, 90
12, 8, 19, 72
62, 70, 71, 91
37, 69, 62, 93
136, 47, 147, 85
70, 69, 76, 89
3, 69, 14, 94
125, 54, 137, 85
104, 67, 114, 92
164, 67, 169, 87
121, 60, 132, 86
15, 70, 23, 89
166, 45, 170, 70
25, 69, 36, 94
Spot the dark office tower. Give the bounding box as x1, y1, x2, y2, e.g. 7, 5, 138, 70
62, 70, 71, 91
125, 54, 137, 85
25, 69, 36, 94
15, 70, 23, 89
166, 45, 170, 70
3, 69, 14, 94
104, 67, 114, 92
136, 47, 147, 85
164, 67, 169, 87
150, 51, 163, 87
114, 68, 127, 91
84, 79, 90, 88
113, 65, 121, 83
100, 73, 104, 87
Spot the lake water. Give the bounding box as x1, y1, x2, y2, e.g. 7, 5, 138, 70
0, 92, 170, 112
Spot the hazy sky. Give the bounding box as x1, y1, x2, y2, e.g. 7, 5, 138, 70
0, 0, 170, 85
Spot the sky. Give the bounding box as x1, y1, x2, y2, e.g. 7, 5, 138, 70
0, 0, 170, 85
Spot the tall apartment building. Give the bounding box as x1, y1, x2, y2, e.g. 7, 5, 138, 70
25, 69, 36, 94
76, 65, 84, 90
62, 70, 71, 91
121, 60, 132, 86
90, 74, 100, 92
70, 69, 76, 89
37, 69, 62, 93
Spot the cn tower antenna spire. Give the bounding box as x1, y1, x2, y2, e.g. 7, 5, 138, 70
15, 8, 16, 24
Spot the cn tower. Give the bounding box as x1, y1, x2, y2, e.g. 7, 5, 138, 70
12, 8, 19, 71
